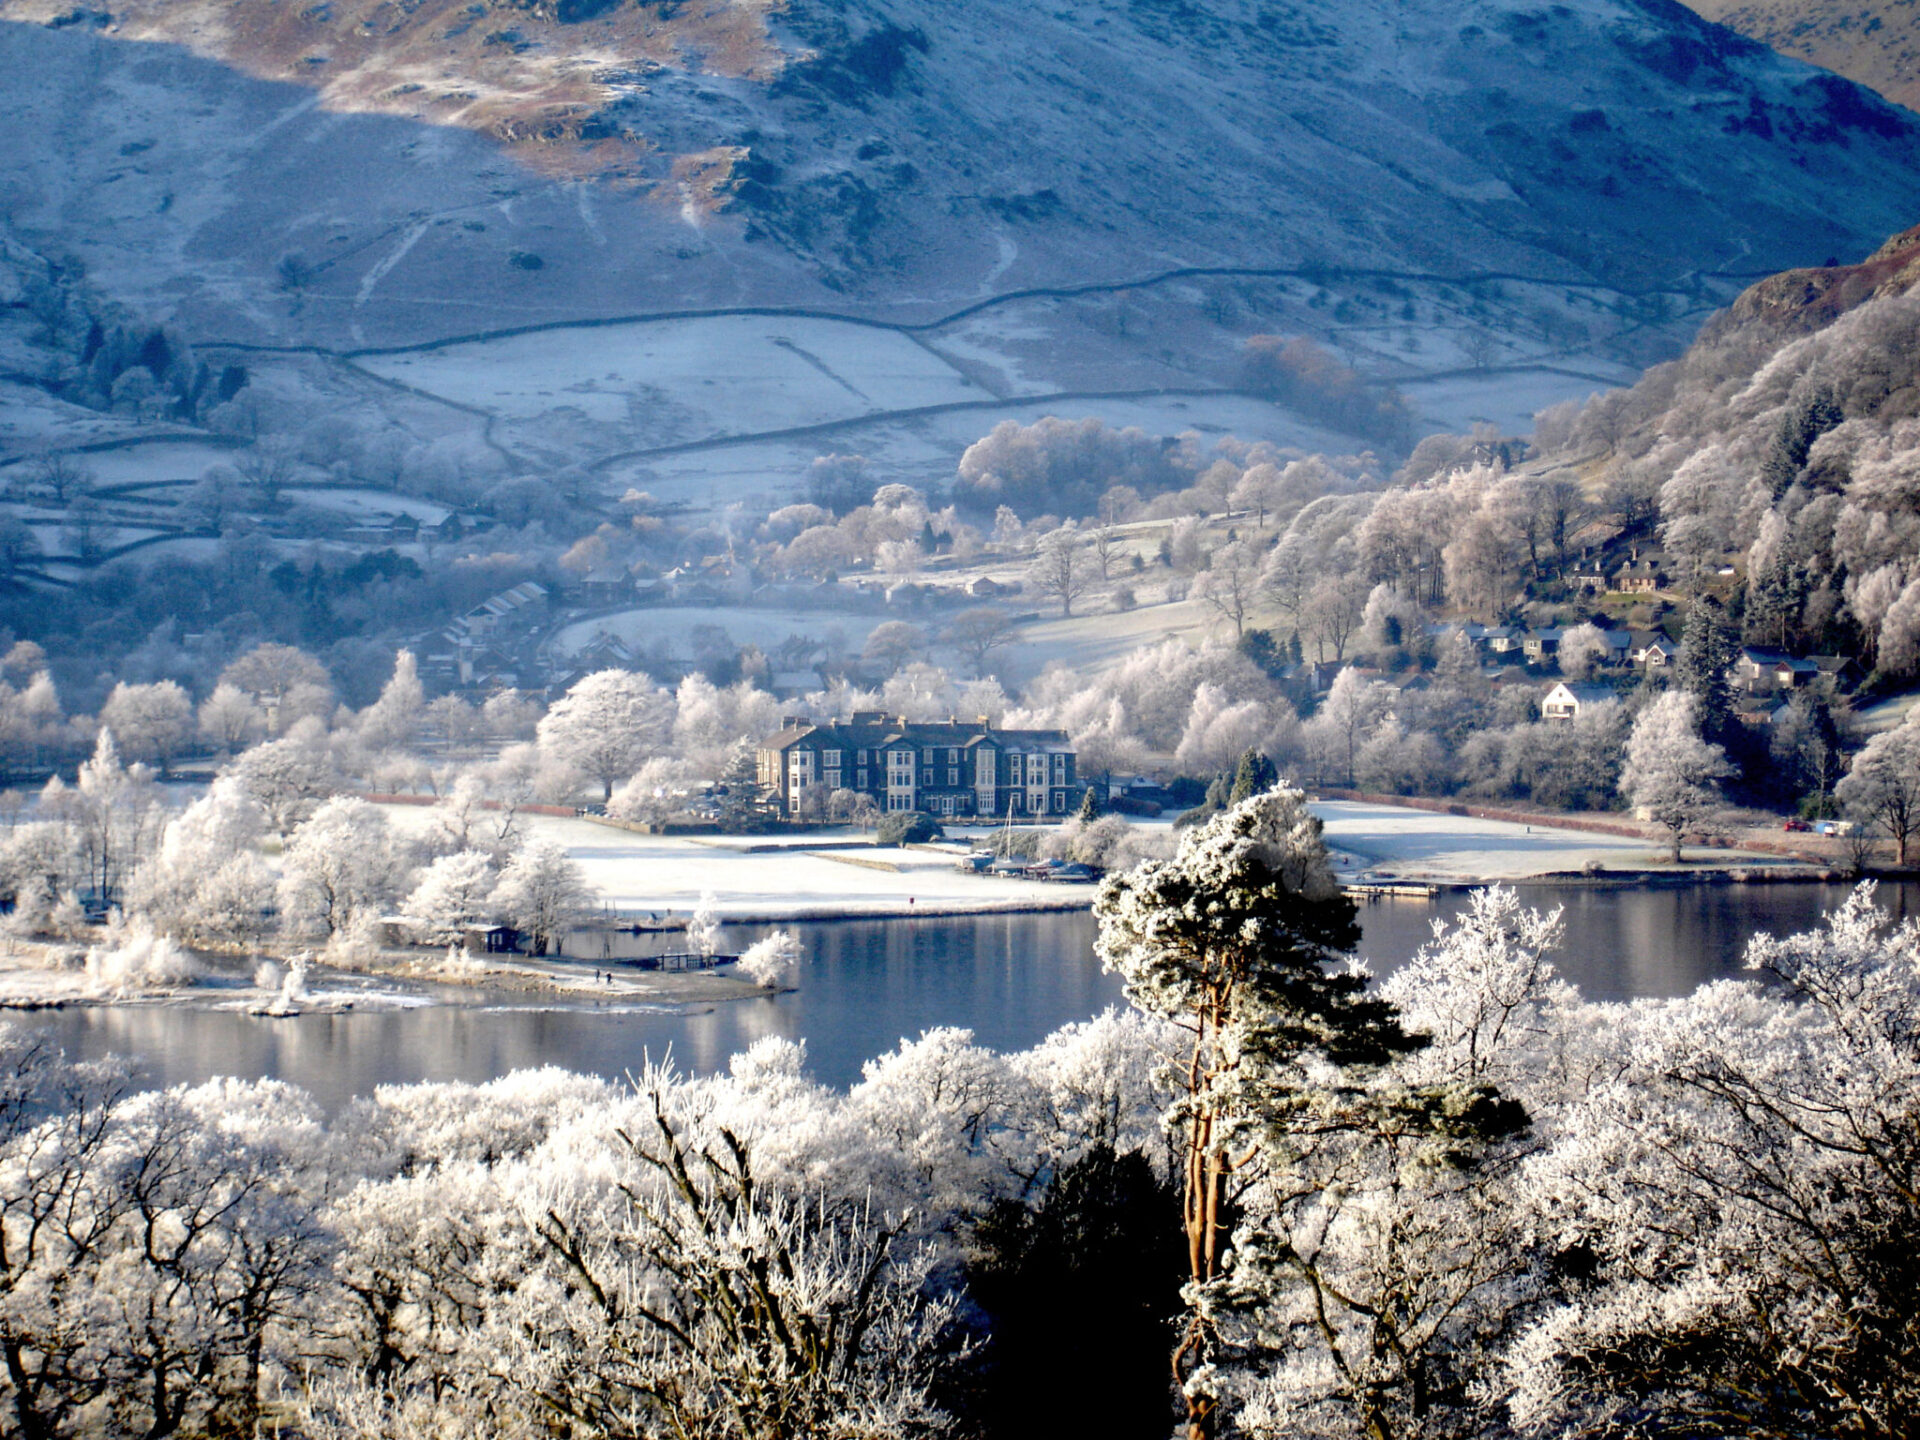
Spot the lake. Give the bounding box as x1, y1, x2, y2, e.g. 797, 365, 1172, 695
10, 881, 1915, 1109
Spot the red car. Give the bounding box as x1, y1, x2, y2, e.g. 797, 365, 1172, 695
1782, 818, 1811, 832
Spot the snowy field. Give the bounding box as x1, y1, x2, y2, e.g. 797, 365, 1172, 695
605, 389, 1361, 514
1395, 365, 1638, 435
377, 807, 1085, 919
1854, 690, 1920, 735
357, 316, 981, 437
281, 488, 452, 522
1312, 801, 1807, 881
1014, 597, 1220, 676
373, 802, 1821, 927
551, 606, 861, 663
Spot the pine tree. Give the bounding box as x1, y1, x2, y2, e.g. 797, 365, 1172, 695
1076, 786, 1104, 822
1094, 787, 1430, 1440
1227, 747, 1278, 804
714, 745, 782, 834
1676, 596, 1737, 744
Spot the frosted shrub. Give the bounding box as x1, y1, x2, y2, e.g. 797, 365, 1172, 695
737, 930, 801, 990
687, 890, 723, 958
84, 921, 198, 992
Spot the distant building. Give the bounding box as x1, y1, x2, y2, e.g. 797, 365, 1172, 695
1633, 633, 1679, 669
1732, 647, 1820, 694
1541, 682, 1619, 721
1612, 556, 1668, 593
758, 712, 1078, 820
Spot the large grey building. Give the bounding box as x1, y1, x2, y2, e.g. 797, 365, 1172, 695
757, 713, 1078, 820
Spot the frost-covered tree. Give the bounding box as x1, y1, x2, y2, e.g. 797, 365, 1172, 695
1302, 667, 1384, 786
1621, 690, 1736, 861
536, 669, 674, 800
217, 642, 333, 735
227, 719, 338, 834
1222, 889, 1556, 1440
42, 728, 160, 908
737, 929, 801, 989
1194, 540, 1265, 639
1093, 788, 1426, 1440
608, 756, 687, 827
1353, 715, 1451, 795
1030, 522, 1093, 618
1511, 886, 1920, 1439
686, 890, 723, 959
279, 797, 400, 938
99, 679, 195, 773
492, 839, 591, 956
851, 1026, 1023, 1210
1836, 709, 1920, 866
942, 606, 1019, 678
1174, 684, 1294, 779
402, 851, 498, 946
356, 649, 424, 751
1555, 621, 1613, 679
520, 1070, 959, 1439
197, 681, 265, 755
671, 675, 781, 778
1674, 596, 1738, 742
0, 1064, 331, 1439
0, 821, 82, 932
131, 777, 275, 946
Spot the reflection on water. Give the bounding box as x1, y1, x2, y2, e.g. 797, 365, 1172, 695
1350, 880, 1918, 1001
11, 882, 1914, 1107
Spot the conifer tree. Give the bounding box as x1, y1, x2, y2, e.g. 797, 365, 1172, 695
1676, 596, 1737, 743
1094, 787, 1428, 1440
1227, 747, 1278, 804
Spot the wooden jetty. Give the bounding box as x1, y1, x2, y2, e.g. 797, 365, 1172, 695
1343, 882, 1440, 901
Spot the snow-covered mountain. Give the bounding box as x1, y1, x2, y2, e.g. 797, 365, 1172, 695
2, 0, 1920, 351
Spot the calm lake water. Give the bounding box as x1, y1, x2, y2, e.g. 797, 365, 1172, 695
11, 881, 1916, 1109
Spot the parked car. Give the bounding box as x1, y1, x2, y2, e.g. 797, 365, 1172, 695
1782, 818, 1811, 832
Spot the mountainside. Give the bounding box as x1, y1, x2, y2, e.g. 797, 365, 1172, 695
1522, 215, 1920, 676
1678, 1, 1920, 112
2, 0, 1920, 351
1693, 221, 1920, 347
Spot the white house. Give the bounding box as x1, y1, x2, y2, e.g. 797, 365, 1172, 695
1541, 682, 1618, 721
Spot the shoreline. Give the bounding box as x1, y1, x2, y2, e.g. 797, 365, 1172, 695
0, 939, 772, 1017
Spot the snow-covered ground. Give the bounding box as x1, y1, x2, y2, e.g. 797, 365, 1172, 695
378, 807, 1087, 920
280, 488, 452, 522
1312, 801, 1810, 882
1395, 365, 1639, 435
1854, 690, 1920, 735
357, 316, 981, 438
600, 388, 1365, 515
550, 606, 858, 663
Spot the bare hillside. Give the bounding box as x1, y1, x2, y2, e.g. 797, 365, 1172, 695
1679, 0, 1920, 112
3, 0, 1920, 353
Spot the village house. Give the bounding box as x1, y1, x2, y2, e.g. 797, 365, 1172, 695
1541, 681, 1619, 721
1732, 646, 1820, 694
1612, 555, 1668, 594
1634, 632, 1679, 669
758, 712, 1079, 820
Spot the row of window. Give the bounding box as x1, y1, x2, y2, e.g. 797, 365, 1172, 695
797, 746, 1067, 775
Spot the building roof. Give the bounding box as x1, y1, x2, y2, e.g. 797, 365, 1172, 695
760, 714, 1071, 754
1545, 682, 1619, 706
